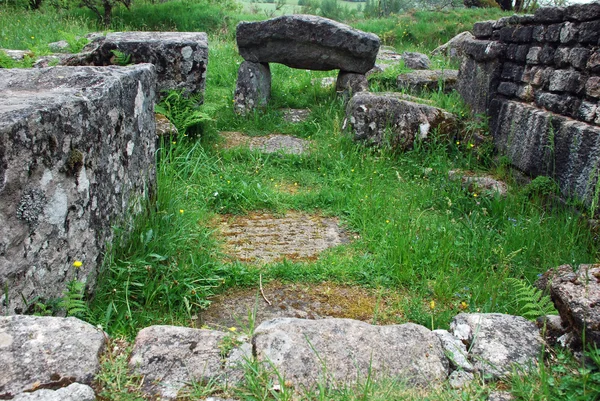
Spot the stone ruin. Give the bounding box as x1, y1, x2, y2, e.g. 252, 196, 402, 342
233, 15, 380, 114
0, 32, 209, 315
457, 2, 600, 208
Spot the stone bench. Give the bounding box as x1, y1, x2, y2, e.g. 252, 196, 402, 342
0, 65, 156, 314
234, 15, 380, 114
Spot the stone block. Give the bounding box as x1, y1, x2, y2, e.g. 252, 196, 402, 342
457, 57, 502, 114
587, 77, 600, 98
560, 22, 578, 44
553, 46, 571, 68
396, 69, 458, 93
534, 6, 565, 23
578, 101, 598, 123
565, 2, 600, 21
0, 65, 156, 314
0, 316, 106, 397
11, 383, 96, 401
501, 62, 524, 81
579, 20, 600, 44
473, 21, 494, 39
513, 26, 534, 43
462, 38, 506, 61
526, 46, 541, 64
532, 25, 546, 42
539, 44, 556, 64
236, 15, 379, 74
336, 71, 369, 95
546, 23, 562, 42
569, 47, 591, 70
253, 318, 449, 390
345, 92, 457, 152
233, 61, 271, 115
75, 32, 208, 100
588, 50, 600, 73
401, 51, 431, 70
536, 91, 581, 116
497, 81, 519, 96
548, 69, 583, 93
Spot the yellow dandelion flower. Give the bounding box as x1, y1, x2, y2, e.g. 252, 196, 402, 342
73, 260, 83, 268
179, 209, 184, 214
228, 327, 237, 332
473, 193, 478, 198
429, 300, 436, 310
456, 141, 460, 145
460, 301, 468, 310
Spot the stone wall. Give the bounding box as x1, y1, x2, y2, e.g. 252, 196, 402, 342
0, 65, 157, 314
458, 2, 600, 207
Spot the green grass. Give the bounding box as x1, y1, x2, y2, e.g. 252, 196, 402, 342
3, 4, 600, 400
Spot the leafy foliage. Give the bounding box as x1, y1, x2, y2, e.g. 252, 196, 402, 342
155, 91, 214, 136
506, 278, 557, 320
110, 49, 131, 66
58, 280, 90, 319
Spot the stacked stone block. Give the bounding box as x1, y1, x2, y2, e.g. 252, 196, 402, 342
458, 2, 600, 208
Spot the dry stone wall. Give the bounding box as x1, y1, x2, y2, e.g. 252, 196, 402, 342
0, 65, 156, 314
458, 2, 600, 207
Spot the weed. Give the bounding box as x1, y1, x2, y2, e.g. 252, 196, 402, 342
110, 49, 131, 66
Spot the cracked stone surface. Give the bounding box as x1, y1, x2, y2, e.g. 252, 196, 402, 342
216, 211, 349, 264
219, 131, 311, 155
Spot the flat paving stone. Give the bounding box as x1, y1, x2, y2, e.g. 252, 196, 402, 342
282, 108, 311, 123
199, 281, 384, 330
220, 132, 310, 155
216, 211, 349, 264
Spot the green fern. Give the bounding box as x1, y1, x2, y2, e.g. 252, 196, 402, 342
155, 90, 214, 136
110, 49, 131, 66
507, 278, 557, 320
59, 280, 90, 319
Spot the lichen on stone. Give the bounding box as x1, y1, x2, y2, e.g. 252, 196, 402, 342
16, 188, 47, 227
66, 148, 84, 176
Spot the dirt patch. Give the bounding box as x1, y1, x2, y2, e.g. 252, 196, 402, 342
216, 211, 349, 264
219, 131, 310, 155
199, 281, 400, 330
282, 108, 311, 123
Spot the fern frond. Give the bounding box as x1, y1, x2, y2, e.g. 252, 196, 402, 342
59, 280, 90, 320
506, 277, 557, 321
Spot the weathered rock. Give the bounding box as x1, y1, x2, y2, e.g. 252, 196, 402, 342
490, 98, 600, 205
0, 65, 156, 314
316, 76, 336, 88
401, 52, 431, 70
545, 264, 600, 347
431, 31, 474, 60
234, 61, 271, 115
68, 31, 208, 99
448, 170, 509, 196
450, 313, 543, 379
448, 370, 474, 389
220, 132, 310, 156
11, 383, 96, 401
33, 54, 73, 68
336, 71, 369, 94
282, 108, 311, 123
457, 56, 502, 114
488, 391, 514, 401
48, 40, 71, 53
0, 316, 106, 398
536, 314, 566, 346
236, 15, 380, 74
253, 318, 448, 389
155, 113, 178, 137
433, 329, 473, 372
345, 92, 457, 151
397, 70, 458, 93
0, 49, 34, 62
129, 325, 239, 400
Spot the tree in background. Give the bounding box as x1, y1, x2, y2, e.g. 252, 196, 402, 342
80, 0, 131, 26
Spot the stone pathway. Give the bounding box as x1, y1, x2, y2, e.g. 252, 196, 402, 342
282, 108, 311, 123
216, 211, 349, 264
219, 131, 311, 155
199, 281, 391, 330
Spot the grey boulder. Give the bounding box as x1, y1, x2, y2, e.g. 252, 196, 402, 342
11, 383, 96, 401
431, 31, 474, 60
433, 329, 473, 372
450, 313, 543, 379
234, 61, 271, 115
253, 318, 449, 390
129, 325, 244, 400
0, 316, 106, 398
401, 52, 431, 70
236, 15, 380, 74
546, 264, 600, 348
345, 92, 457, 151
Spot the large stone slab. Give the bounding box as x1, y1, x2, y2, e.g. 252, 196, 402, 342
545, 264, 600, 347
129, 325, 243, 400
0, 316, 106, 398
67, 31, 208, 99
397, 70, 458, 93
253, 318, 449, 390
490, 98, 600, 206
431, 31, 474, 60
450, 313, 543, 379
236, 15, 380, 74
344, 92, 457, 151
0, 65, 156, 314
11, 383, 96, 401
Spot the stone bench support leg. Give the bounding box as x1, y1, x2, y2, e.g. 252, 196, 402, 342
234, 61, 271, 115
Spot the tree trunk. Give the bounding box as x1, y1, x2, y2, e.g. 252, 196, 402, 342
495, 0, 513, 10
